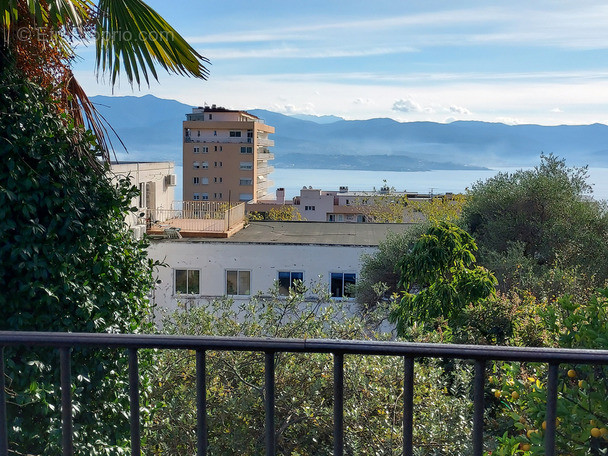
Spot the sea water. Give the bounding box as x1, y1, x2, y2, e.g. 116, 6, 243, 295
173, 167, 608, 202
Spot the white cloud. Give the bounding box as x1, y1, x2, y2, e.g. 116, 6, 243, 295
393, 98, 424, 113
449, 105, 471, 115
551, 107, 563, 113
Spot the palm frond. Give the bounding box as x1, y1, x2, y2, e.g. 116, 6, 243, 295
63, 69, 126, 167
95, 0, 210, 87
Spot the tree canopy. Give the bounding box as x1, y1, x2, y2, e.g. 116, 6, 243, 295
389, 222, 497, 336
462, 154, 608, 297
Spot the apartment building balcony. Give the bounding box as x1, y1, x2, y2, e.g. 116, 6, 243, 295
256, 165, 275, 176
1, 331, 606, 456
256, 138, 274, 147
146, 201, 246, 238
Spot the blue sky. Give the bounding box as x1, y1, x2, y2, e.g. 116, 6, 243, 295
74, 0, 608, 125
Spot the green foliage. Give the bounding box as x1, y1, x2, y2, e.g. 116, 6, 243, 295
463, 154, 608, 298
147, 284, 476, 455
390, 222, 497, 335
489, 289, 608, 455
0, 69, 156, 453
248, 205, 304, 221
355, 224, 429, 310
352, 182, 408, 223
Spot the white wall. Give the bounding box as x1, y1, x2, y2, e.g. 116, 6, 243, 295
110, 162, 175, 239
147, 240, 376, 313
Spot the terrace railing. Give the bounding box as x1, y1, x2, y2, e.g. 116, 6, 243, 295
1, 332, 608, 456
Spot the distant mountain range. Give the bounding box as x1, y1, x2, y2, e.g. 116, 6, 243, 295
91, 94, 608, 171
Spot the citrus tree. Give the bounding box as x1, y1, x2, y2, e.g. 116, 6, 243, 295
488, 288, 608, 455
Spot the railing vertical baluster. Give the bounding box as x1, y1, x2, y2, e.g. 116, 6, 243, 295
59, 347, 73, 456
196, 350, 207, 456
545, 363, 559, 456
265, 351, 276, 456
473, 359, 486, 456
0, 347, 8, 456
334, 352, 344, 456
128, 348, 140, 456
403, 356, 414, 456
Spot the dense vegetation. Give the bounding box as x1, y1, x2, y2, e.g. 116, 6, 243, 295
0, 68, 159, 453
1, 0, 210, 453
354, 154, 608, 454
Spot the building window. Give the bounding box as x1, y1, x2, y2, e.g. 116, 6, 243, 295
230, 131, 242, 137
209, 114, 212, 120
278, 271, 304, 296
240, 162, 253, 170
202, 177, 209, 185
220, 146, 223, 152
330, 273, 356, 298
202, 193, 209, 200
197, 130, 200, 137
214, 161, 222, 167
328, 214, 335, 222
214, 177, 223, 183
193, 161, 200, 169
240, 146, 253, 154
304, 205, 316, 211
193, 193, 200, 201
239, 193, 253, 201
226, 270, 250, 295
202, 146, 209, 153
214, 192, 223, 199
193, 177, 200, 185
175, 269, 200, 295
214, 146, 218, 151
202, 161, 209, 169
193, 147, 200, 153
240, 178, 253, 186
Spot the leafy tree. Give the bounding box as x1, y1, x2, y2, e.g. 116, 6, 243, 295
489, 288, 608, 455
352, 182, 409, 223
462, 154, 608, 298
404, 193, 466, 223
0, 69, 159, 453
355, 224, 429, 311
147, 284, 476, 455
390, 222, 497, 336
248, 205, 304, 221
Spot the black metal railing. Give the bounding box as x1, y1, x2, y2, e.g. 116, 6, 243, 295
1, 331, 608, 456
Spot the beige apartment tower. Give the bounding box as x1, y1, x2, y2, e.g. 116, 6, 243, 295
183, 105, 275, 203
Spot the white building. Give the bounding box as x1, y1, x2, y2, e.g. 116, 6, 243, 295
110, 161, 176, 238
147, 221, 414, 312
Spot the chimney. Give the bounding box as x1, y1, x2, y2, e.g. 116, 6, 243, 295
276, 188, 285, 204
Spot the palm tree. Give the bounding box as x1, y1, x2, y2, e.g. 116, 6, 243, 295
1, 0, 210, 163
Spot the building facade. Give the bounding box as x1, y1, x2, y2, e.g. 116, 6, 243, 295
110, 161, 176, 238
183, 105, 275, 203
147, 221, 413, 313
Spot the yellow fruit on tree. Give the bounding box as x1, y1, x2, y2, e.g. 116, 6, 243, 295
494, 390, 501, 398
591, 428, 602, 438
567, 369, 576, 378
542, 421, 547, 430
512, 391, 519, 400
578, 380, 584, 388
527, 429, 536, 438
521, 443, 531, 451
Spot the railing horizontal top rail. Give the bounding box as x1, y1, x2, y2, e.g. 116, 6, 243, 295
1, 331, 608, 364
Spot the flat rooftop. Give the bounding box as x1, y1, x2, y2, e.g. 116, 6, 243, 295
152, 221, 415, 247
